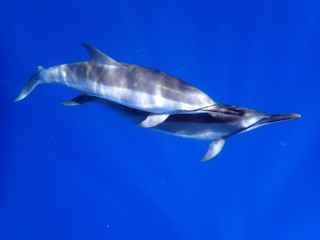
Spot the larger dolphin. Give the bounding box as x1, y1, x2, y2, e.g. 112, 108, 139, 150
15, 44, 240, 127
63, 94, 300, 161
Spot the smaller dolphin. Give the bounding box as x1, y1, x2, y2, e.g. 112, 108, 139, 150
63, 94, 300, 161
15, 44, 240, 128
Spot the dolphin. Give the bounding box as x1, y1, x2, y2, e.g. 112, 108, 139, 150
15, 43, 241, 128
63, 93, 301, 161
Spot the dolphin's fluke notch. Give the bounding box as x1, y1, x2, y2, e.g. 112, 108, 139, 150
200, 138, 226, 162
15, 66, 45, 102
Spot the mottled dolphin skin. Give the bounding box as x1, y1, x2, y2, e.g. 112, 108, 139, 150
63, 94, 301, 161
15, 43, 240, 127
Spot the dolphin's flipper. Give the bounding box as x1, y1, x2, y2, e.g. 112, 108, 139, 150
200, 138, 226, 162
139, 114, 170, 128
62, 93, 93, 106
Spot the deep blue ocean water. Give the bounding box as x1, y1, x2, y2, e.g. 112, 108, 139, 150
1, 0, 319, 239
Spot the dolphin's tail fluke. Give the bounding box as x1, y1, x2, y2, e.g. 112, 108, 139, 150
15, 66, 45, 102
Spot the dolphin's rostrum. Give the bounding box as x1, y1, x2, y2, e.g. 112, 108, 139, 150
15, 44, 300, 161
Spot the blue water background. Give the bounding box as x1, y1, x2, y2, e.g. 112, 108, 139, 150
1, 0, 319, 239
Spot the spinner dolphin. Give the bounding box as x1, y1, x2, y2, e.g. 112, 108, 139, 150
15, 44, 300, 161
15, 43, 240, 127
63, 94, 300, 161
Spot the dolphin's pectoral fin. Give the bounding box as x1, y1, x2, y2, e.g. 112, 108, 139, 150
62, 93, 93, 106
139, 114, 170, 128
200, 138, 226, 162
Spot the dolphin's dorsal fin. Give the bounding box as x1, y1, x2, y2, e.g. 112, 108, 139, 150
83, 43, 125, 68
